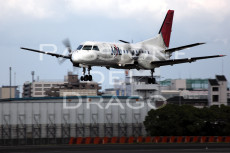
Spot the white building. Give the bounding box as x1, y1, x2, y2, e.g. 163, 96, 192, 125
208, 75, 228, 106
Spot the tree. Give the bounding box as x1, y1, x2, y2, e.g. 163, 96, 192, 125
144, 104, 230, 136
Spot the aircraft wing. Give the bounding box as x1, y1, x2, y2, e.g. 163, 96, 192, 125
151, 55, 225, 67
20, 47, 70, 59
165, 43, 205, 53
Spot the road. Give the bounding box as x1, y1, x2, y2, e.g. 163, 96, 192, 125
1, 143, 230, 153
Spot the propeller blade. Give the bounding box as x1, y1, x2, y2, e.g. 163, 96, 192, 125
62, 38, 72, 53
57, 58, 67, 65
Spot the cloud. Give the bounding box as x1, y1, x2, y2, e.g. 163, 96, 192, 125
66, 0, 230, 21
65, 0, 168, 20
0, 0, 229, 22
0, 0, 58, 19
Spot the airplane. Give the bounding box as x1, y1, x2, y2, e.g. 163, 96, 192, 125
21, 10, 225, 84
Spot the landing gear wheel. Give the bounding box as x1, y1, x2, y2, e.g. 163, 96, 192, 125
148, 78, 152, 84
152, 78, 156, 84
80, 66, 93, 82
84, 75, 89, 81
88, 75, 92, 81
80, 76, 84, 81
148, 69, 156, 84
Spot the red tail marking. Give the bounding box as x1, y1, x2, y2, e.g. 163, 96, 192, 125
159, 10, 174, 48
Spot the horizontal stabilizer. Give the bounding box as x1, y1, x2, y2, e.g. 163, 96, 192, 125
165, 43, 205, 53
151, 55, 225, 67
119, 40, 130, 44
20, 47, 70, 59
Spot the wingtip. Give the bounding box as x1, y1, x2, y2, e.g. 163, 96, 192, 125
219, 55, 226, 57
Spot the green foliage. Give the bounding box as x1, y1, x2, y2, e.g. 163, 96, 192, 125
144, 104, 230, 136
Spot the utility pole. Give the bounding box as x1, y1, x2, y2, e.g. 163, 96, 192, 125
31, 71, 35, 82
9, 67, 12, 99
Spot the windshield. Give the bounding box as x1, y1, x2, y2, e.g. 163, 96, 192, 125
82, 45, 92, 50
92, 46, 99, 51
77, 45, 83, 50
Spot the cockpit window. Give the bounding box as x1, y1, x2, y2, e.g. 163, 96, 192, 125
77, 45, 83, 50
92, 46, 99, 51
82, 45, 92, 50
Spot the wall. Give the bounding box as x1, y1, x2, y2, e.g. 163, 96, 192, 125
0, 96, 156, 144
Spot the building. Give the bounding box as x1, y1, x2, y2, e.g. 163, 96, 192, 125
0, 86, 19, 99
160, 78, 209, 91
108, 69, 161, 98
103, 88, 117, 96
46, 72, 101, 97
104, 72, 229, 108
208, 75, 228, 106
160, 75, 228, 107
0, 96, 152, 145
23, 81, 66, 98
23, 72, 101, 97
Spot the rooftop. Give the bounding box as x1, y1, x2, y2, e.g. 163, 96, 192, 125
216, 75, 227, 81
208, 79, 219, 86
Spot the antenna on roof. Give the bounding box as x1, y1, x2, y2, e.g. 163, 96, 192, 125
31, 71, 35, 82
14, 72, 16, 86
222, 58, 224, 75
9, 67, 12, 99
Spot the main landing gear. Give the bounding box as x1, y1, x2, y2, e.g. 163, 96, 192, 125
148, 69, 156, 84
80, 67, 92, 81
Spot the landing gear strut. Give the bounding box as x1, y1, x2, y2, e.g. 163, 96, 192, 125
148, 69, 156, 84
80, 66, 92, 81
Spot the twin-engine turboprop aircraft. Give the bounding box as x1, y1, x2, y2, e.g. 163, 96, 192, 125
21, 10, 225, 84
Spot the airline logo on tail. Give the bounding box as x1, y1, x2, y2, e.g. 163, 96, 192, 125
159, 10, 174, 48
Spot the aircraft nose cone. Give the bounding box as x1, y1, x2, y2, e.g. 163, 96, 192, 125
71, 51, 97, 63
71, 51, 79, 62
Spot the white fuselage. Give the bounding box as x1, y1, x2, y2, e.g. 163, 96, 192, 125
71, 41, 170, 70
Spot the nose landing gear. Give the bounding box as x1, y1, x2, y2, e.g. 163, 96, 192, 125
148, 69, 156, 84
80, 67, 92, 81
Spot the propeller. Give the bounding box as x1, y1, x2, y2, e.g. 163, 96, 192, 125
58, 38, 73, 65
62, 38, 72, 54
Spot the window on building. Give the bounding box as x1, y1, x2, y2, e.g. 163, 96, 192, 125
44, 84, 51, 87
35, 92, 42, 95
213, 95, 219, 102
213, 87, 219, 91
35, 84, 42, 87
43, 88, 50, 91
35, 88, 42, 91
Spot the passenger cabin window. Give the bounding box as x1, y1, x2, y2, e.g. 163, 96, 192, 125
92, 46, 99, 51
77, 45, 83, 50
82, 45, 92, 50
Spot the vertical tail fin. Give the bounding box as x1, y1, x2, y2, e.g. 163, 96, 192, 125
159, 10, 174, 48
137, 10, 174, 49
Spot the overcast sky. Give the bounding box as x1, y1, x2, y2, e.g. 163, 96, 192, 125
0, 0, 230, 92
